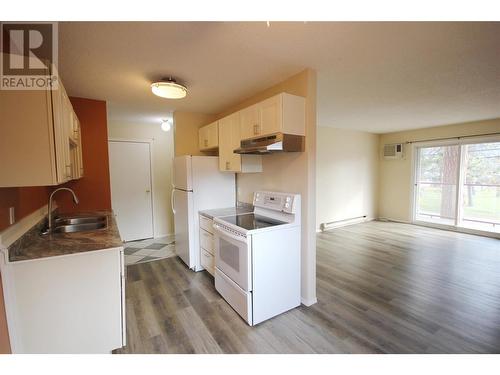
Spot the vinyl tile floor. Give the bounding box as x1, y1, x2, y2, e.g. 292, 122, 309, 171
124, 235, 176, 266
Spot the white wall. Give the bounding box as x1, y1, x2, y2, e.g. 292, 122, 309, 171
107, 122, 174, 237
379, 118, 500, 222
316, 127, 379, 229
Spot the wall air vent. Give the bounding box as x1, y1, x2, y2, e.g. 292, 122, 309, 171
383, 143, 404, 159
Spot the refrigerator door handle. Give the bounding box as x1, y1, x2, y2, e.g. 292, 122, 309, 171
171, 189, 176, 214
171, 158, 175, 188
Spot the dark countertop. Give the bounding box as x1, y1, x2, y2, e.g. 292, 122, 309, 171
8, 211, 123, 263
199, 206, 254, 220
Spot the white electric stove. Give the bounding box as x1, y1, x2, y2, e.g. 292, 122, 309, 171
213, 191, 301, 326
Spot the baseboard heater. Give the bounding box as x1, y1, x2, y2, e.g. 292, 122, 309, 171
320, 215, 368, 231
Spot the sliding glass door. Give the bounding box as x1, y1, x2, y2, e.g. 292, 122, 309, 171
415, 144, 459, 226
414, 139, 500, 234
460, 142, 500, 232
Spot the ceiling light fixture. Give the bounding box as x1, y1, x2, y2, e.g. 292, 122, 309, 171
151, 77, 187, 99
160, 119, 171, 132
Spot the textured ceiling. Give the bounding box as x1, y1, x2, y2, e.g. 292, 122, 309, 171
58, 22, 500, 133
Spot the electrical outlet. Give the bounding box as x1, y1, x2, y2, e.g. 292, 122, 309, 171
9, 207, 15, 225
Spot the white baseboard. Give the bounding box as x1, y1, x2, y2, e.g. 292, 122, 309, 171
377, 217, 411, 224
301, 297, 318, 307
378, 217, 500, 239
319, 216, 375, 231
412, 220, 500, 239
154, 232, 174, 239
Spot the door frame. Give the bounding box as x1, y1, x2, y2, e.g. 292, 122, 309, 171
108, 138, 156, 239
410, 135, 500, 239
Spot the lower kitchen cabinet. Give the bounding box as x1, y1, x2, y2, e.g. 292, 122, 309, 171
201, 248, 215, 275
199, 214, 215, 276
0, 247, 125, 353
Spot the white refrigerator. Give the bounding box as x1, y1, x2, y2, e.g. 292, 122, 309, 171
172, 155, 236, 271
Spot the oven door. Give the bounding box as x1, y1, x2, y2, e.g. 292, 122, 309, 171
213, 222, 252, 291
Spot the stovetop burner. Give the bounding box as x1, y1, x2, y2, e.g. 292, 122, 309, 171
219, 213, 287, 231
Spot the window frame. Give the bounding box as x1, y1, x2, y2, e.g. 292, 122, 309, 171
411, 135, 500, 238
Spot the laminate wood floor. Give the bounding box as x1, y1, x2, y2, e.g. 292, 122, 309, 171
114, 221, 500, 354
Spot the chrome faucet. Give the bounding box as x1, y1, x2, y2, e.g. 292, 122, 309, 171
46, 188, 79, 234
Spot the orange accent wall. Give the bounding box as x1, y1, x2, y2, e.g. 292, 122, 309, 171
0, 96, 111, 353
0, 187, 49, 232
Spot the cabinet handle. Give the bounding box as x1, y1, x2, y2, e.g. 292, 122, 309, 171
253, 124, 260, 135
226, 161, 230, 170
204, 139, 208, 147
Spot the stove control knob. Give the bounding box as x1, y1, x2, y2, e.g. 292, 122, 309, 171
285, 202, 290, 208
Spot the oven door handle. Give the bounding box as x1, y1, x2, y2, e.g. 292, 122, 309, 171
213, 223, 247, 242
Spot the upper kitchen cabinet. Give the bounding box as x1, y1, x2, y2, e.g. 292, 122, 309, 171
240, 93, 306, 141
0, 59, 84, 187
218, 113, 262, 173
199, 121, 219, 151
239, 104, 260, 140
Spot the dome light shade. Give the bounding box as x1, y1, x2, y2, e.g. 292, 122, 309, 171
151, 78, 187, 99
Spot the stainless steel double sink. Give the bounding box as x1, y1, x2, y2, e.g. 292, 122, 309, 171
43, 215, 107, 234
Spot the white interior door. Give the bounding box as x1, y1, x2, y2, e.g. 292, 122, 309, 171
109, 141, 154, 242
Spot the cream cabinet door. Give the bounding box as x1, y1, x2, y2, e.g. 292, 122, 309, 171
199, 121, 218, 150
260, 94, 282, 135
52, 63, 81, 182
199, 125, 208, 150
76, 118, 84, 178
70, 118, 84, 180
218, 113, 241, 172
198, 126, 208, 150
240, 104, 261, 140
69, 111, 78, 143
207, 122, 219, 148
61, 87, 73, 181
50, 83, 70, 184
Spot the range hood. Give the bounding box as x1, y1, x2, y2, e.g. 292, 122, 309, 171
234, 133, 305, 154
